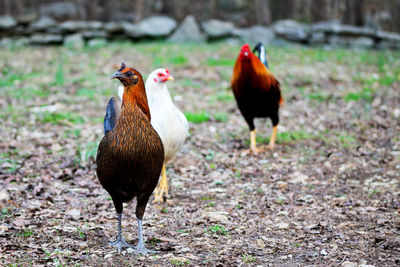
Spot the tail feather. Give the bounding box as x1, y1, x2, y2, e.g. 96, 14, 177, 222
253, 42, 269, 68
104, 97, 118, 135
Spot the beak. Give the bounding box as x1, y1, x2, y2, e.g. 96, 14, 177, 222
111, 71, 123, 79
167, 75, 175, 81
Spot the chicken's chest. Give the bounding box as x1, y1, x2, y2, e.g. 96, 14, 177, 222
146, 87, 188, 160
110, 106, 161, 161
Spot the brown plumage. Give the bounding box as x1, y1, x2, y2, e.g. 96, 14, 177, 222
96, 63, 164, 254
231, 43, 283, 153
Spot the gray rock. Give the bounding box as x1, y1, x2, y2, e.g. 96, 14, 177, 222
86, 21, 104, 30
376, 31, 400, 42
272, 19, 310, 42
60, 21, 88, 32
233, 25, 275, 45
332, 24, 376, 37
122, 22, 145, 38
16, 13, 38, 25
201, 19, 235, 39
348, 37, 375, 48
311, 19, 341, 32
169, 15, 205, 43
104, 22, 124, 34
87, 38, 107, 48
377, 40, 400, 49
0, 15, 17, 30
138, 16, 177, 37
30, 34, 63, 45
328, 35, 374, 48
39, 1, 78, 20
64, 33, 84, 49
82, 30, 108, 39
14, 37, 30, 47
309, 32, 326, 44
30, 16, 56, 31
0, 38, 13, 47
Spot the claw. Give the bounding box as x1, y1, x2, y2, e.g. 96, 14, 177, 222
109, 236, 133, 253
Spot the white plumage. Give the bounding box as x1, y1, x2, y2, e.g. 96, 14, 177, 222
145, 69, 189, 162
118, 68, 188, 202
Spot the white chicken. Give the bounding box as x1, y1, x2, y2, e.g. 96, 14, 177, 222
118, 68, 188, 203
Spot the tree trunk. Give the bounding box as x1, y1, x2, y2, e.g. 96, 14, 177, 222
256, 0, 272, 25
312, 0, 326, 22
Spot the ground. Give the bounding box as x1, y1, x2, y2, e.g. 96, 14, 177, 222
0, 42, 399, 266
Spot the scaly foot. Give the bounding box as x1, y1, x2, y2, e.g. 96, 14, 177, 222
131, 243, 157, 255
109, 235, 133, 253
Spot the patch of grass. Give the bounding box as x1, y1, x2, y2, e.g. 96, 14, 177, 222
1, 207, 11, 218
278, 130, 315, 143
168, 54, 188, 65
184, 111, 210, 123
38, 111, 85, 125
76, 227, 85, 239
213, 112, 228, 122
242, 254, 256, 263
308, 92, 331, 102
293, 243, 301, 248
148, 237, 162, 246
179, 78, 202, 89
245, 129, 314, 145
206, 57, 235, 66
208, 225, 228, 235
215, 91, 234, 102
344, 87, 374, 102
17, 228, 33, 238
206, 201, 215, 207
200, 196, 214, 201
54, 63, 64, 86
170, 258, 191, 266
205, 150, 215, 161
76, 88, 95, 99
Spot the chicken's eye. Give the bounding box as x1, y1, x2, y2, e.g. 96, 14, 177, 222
126, 71, 132, 77
158, 73, 164, 77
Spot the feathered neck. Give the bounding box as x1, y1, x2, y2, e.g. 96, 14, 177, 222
121, 82, 151, 121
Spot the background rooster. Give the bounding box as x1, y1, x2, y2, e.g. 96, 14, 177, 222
96, 63, 164, 254
231, 43, 283, 153
119, 68, 189, 203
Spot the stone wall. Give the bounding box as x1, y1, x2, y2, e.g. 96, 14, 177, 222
0, 14, 399, 49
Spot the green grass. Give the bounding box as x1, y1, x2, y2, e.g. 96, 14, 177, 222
38, 112, 85, 125
184, 111, 211, 123
208, 225, 228, 235
213, 112, 228, 122
344, 87, 374, 102
206, 57, 235, 66
54, 63, 64, 86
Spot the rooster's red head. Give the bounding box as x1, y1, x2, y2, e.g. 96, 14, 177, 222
239, 44, 252, 61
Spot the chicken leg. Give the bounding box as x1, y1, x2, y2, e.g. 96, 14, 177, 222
153, 164, 168, 203
109, 213, 133, 253
268, 125, 278, 150
250, 129, 260, 153
134, 217, 156, 254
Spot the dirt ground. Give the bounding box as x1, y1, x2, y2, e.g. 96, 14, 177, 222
0, 42, 399, 266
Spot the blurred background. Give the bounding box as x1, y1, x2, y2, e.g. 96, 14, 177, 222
0, 0, 399, 31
